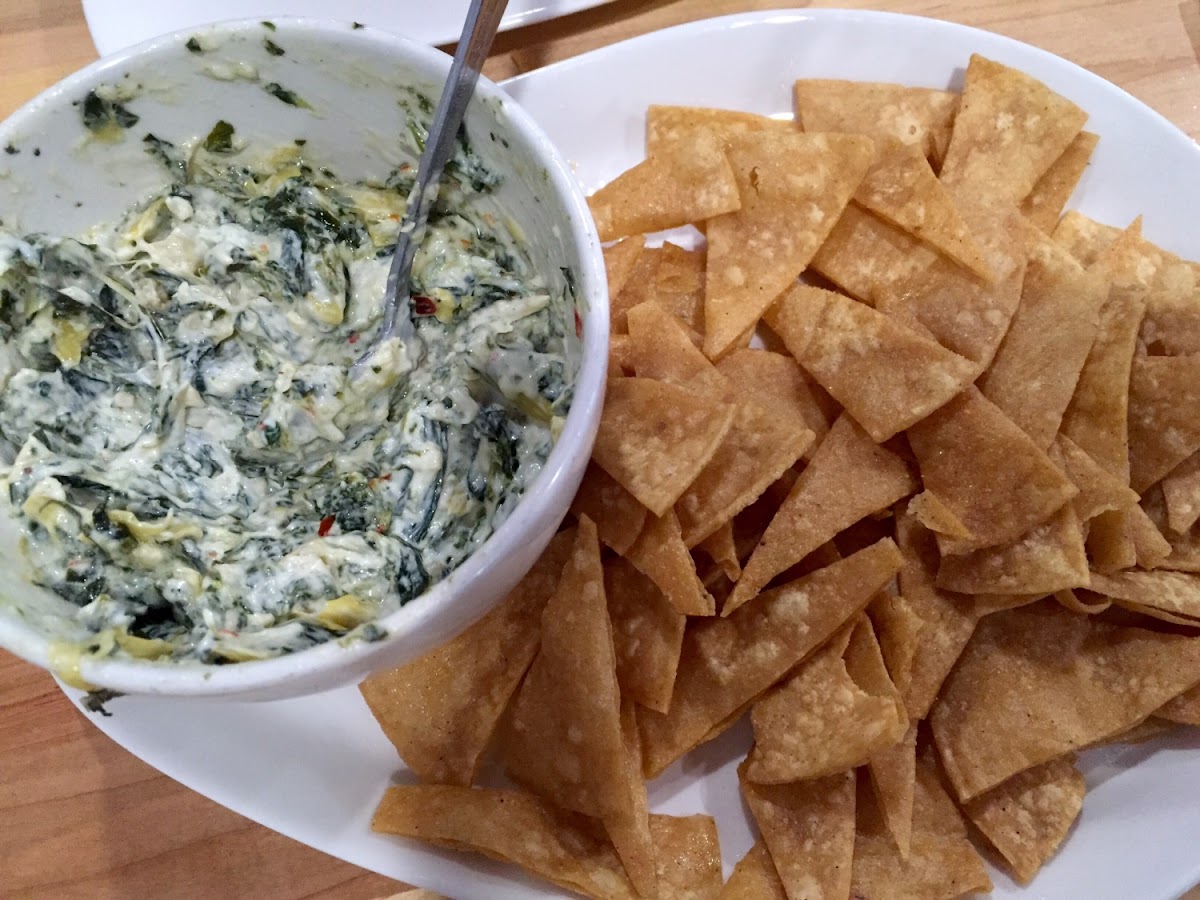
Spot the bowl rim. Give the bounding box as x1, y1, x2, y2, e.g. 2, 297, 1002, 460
0, 16, 609, 698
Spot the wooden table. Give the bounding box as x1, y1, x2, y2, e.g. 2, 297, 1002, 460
2, 1, 1199, 898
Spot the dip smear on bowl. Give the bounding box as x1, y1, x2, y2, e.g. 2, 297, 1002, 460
0, 101, 576, 664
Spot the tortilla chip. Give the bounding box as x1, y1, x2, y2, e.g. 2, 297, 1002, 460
1130, 502, 1173, 570
656, 242, 707, 333
572, 462, 648, 556
868, 721, 918, 860
646, 105, 796, 152
855, 139, 993, 278
588, 129, 741, 241
1051, 210, 1122, 266
605, 557, 686, 714
1157, 682, 1200, 726
907, 386, 1078, 553
609, 334, 634, 377
697, 522, 741, 582
1099, 717, 1181, 746
371, 785, 635, 900
639, 538, 904, 777
935, 505, 1088, 595
605, 238, 646, 301
360, 530, 573, 786
745, 617, 906, 782
794, 79, 958, 166
1128, 355, 1200, 492
810, 202, 939, 303
963, 755, 1085, 884
907, 491, 973, 542
978, 228, 1109, 448
625, 508, 716, 617
503, 519, 628, 819
939, 54, 1088, 204
851, 755, 993, 900
716, 349, 835, 453
740, 766, 856, 900
930, 600, 1200, 800
728, 414, 916, 614
719, 840, 787, 900
648, 814, 722, 900
606, 700, 658, 898
1087, 508, 1140, 573
1020, 131, 1099, 232
1056, 588, 1112, 615
765, 284, 976, 441
1089, 569, 1200, 624
869, 591, 924, 701
611, 246, 662, 334
703, 132, 875, 359
592, 377, 736, 517
1056, 434, 1139, 523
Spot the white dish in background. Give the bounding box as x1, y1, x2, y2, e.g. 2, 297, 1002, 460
65, 9, 1200, 900
81, 0, 615, 56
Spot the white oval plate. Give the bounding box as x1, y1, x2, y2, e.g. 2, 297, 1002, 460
81, 0, 615, 57
64, 10, 1200, 899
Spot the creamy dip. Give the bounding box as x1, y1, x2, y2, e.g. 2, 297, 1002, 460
0, 106, 575, 663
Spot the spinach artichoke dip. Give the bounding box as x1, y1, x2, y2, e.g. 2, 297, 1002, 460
0, 104, 577, 664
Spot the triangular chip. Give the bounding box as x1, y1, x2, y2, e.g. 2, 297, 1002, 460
1163, 452, 1200, 534
607, 700, 657, 898
939, 54, 1088, 204
1130, 503, 1173, 570
648, 814, 722, 900
867, 721, 918, 860
717, 348, 836, 452
1056, 434, 1139, 523
697, 521, 741, 582
604, 237, 646, 302
605, 557, 686, 714
359, 530, 573, 786
907, 490, 973, 542
588, 129, 741, 241
639, 539, 904, 777
740, 765, 856, 900
1021, 130, 1099, 232
765, 284, 976, 441
1087, 508, 1140, 574
1128, 355, 1200, 492
625, 509, 716, 617
728, 414, 916, 614
503, 518, 628, 819
1051, 210, 1122, 267
963, 755, 1086, 884
571, 462, 648, 556
656, 241, 707, 333
720, 840, 787, 900
371, 785, 635, 900
611, 245, 661, 334
930, 600, 1200, 800
978, 227, 1109, 449
851, 755, 992, 900
1157, 683, 1200, 726
1089, 569, 1200, 624
855, 139, 992, 278
1056, 587, 1112, 615
744, 617, 907, 783
907, 386, 1078, 553
868, 591, 924, 702
794, 79, 958, 166
809, 202, 939, 303
592, 377, 736, 517
703, 131, 875, 359
646, 105, 796, 152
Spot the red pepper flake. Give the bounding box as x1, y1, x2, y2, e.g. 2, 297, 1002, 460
574, 309, 583, 338
348, 332, 360, 344
318, 515, 336, 537
217, 628, 238, 638
376, 523, 388, 534
413, 295, 437, 316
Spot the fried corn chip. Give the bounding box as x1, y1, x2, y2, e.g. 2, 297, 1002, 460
704, 131, 875, 359
656, 242, 707, 334
605, 238, 646, 301
639, 539, 904, 777
1056, 434, 1139, 523
765, 284, 976, 441
626, 509, 717, 617
740, 766, 856, 900
360, 529, 574, 786
794, 79, 958, 166
697, 522, 741, 582
609, 334, 633, 378
907, 387, 1078, 554
1021, 131, 1099, 232
869, 590, 924, 701
907, 491, 973, 542
608, 699, 658, 898
1056, 588, 1112, 615
1098, 717, 1181, 746
1087, 508, 1140, 573
1128, 355, 1200, 492
1163, 454, 1200, 535
372, 785, 635, 900
963, 755, 1086, 884
719, 840, 786, 900
745, 617, 906, 783
1051, 210, 1122, 266
728, 414, 916, 614
1157, 682, 1200, 726
868, 721, 918, 860
592, 377, 736, 517
1130, 503, 1173, 569
648, 814, 722, 900
611, 246, 661, 334
572, 462, 648, 556
978, 228, 1108, 448
646, 105, 796, 152
605, 557, 686, 714
588, 130, 741, 241
851, 755, 993, 900
930, 600, 1200, 800
810, 203, 939, 303
939, 54, 1088, 204
716, 349, 835, 453
1089, 569, 1200, 624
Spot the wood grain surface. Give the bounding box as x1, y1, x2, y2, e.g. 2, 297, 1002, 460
1, 1, 1199, 898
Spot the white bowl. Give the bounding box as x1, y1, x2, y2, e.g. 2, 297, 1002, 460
0, 18, 608, 700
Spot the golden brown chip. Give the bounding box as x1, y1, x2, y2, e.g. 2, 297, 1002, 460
588, 130, 741, 241
869, 590, 924, 702
1128, 355, 1200, 492
607, 700, 657, 899
719, 840, 787, 900
646, 105, 796, 152
963, 756, 1086, 884
605, 237, 647, 302
794, 79, 958, 166
592, 377, 736, 517
571, 462, 648, 556
930, 600, 1200, 800
978, 227, 1109, 448
765, 284, 976, 442
1089, 569, 1200, 624
639, 538, 904, 777
740, 766, 856, 900
648, 814, 722, 900
611, 245, 661, 334
855, 139, 992, 278
703, 131, 875, 359
809, 202, 939, 303
625, 508, 716, 617
728, 414, 916, 614
697, 522, 741, 582
1051, 210, 1122, 266
656, 242, 707, 334
1098, 717, 1181, 746
1129, 502, 1173, 570
609, 333, 634, 378
1020, 131, 1099, 232
907, 490, 973, 542
605, 557, 686, 714
744, 617, 906, 783
1055, 588, 1112, 615
851, 755, 993, 900
1056, 434, 1139, 523
907, 386, 1078, 554
1087, 508, 1140, 574
1157, 683, 1200, 726
359, 530, 574, 786
868, 721, 918, 860
716, 349, 835, 452
939, 54, 1088, 204
372, 785, 635, 900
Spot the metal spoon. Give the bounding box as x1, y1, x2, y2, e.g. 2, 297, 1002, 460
352, 0, 509, 376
